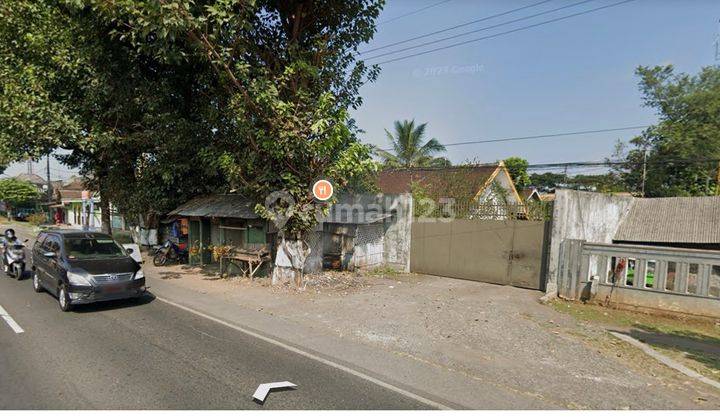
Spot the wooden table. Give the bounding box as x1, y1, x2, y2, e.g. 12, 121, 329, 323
220, 248, 271, 281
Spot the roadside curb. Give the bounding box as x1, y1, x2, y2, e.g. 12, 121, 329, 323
609, 331, 720, 391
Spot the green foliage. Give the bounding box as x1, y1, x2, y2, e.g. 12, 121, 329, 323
410, 180, 434, 217
503, 157, 530, 189
613, 65, 720, 197
87, 0, 385, 236
375, 120, 449, 168
0, 1, 230, 226
0, 179, 39, 206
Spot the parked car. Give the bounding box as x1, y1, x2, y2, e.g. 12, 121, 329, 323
31, 230, 146, 311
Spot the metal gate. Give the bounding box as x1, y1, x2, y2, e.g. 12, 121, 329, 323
410, 219, 550, 290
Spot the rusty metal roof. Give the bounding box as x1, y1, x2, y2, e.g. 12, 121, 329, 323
168, 194, 259, 219
615, 196, 720, 244
377, 165, 498, 199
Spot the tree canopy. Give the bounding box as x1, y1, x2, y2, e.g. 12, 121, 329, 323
0, 0, 226, 230
375, 119, 449, 168
614, 65, 720, 197
0, 178, 39, 207
88, 0, 384, 237
503, 157, 530, 189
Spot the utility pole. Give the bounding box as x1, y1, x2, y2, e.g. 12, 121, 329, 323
46, 154, 52, 203
640, 149, 647, 197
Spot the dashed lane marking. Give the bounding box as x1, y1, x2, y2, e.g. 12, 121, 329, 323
0, 303, 24, 334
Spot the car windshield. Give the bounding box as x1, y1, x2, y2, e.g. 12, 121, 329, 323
64, 236, 126, 260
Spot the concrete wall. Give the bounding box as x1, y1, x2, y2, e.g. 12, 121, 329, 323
547, 190, 634, 289
305, 193, 413, 273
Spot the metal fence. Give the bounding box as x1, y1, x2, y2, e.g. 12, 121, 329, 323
558, 240, 720, 318
414, 199, 552, 221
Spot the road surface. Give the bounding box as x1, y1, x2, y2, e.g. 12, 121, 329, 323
0, 223, 429, 409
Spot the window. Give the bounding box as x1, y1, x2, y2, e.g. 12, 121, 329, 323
34, 233, 47, 251
63, 235, 125, 260
645, 260, 656, 288
710, 266, 720, 298
687, 263, 699, 294
626, 258, 636, 286
665, 262, 677, 292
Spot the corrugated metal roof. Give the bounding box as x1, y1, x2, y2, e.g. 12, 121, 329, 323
167, 194, 259, 219
615, 196, 720, 244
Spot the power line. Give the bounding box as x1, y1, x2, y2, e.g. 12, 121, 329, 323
377, 0, 453, 26
363, 0, 595, 61
361, 0, 556, 55
369, 0, 637, 66
375, 125, 650, 151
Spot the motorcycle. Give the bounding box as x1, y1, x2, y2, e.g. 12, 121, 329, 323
2, 239, 28, 280
152, 240, 188, 266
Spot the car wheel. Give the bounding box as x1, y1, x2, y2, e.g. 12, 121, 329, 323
32, 272, 44, 293
58, 284, 72, 312
153, 253, 167, 266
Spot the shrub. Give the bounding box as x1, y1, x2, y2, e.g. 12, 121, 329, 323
27, 213, 47, 226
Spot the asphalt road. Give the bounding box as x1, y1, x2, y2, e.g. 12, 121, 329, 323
0, 224, 429, 409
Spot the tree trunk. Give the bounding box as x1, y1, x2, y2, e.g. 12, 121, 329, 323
100, 199, 112, 235
272, 234, 311, 288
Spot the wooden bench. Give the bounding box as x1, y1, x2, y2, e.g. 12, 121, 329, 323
220, 247, 271, 281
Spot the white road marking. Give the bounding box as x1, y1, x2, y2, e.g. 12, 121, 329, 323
156, 296, 452, 410
253, 381, 297, 403
0, 303, 24, 334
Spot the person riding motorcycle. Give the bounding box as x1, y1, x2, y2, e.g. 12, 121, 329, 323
1, 228, 18, 272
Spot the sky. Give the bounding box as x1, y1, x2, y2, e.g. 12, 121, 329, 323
3, 0, 719, 180
353, 0, 720, 172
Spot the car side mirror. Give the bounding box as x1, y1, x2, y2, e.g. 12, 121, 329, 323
43, 251, 56, 258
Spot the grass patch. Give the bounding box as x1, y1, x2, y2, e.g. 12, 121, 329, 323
364, 265, 402, 277
551, 300, 720, 382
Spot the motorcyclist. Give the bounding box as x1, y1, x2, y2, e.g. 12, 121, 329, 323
1, 228, 19, 272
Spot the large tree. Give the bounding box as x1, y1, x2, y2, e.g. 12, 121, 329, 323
91, 0, 384, 284
614, 65, 720, 197
375, 119, 449, 168
0, 1, 225, 232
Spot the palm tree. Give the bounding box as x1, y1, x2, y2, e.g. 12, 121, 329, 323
375, 120, 449, 168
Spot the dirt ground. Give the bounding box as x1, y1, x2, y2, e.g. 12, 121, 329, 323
145, 258, 720, 409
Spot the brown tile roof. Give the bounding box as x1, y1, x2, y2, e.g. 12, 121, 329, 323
377, 165, 498, 200
59, 190, 84, 201
14, 173, 46, 185
615, 196, 720, 244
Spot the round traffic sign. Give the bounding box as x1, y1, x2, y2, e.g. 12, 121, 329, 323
312, 180, 333, 201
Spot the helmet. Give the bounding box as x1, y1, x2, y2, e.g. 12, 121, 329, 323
4, 228, 15, 240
